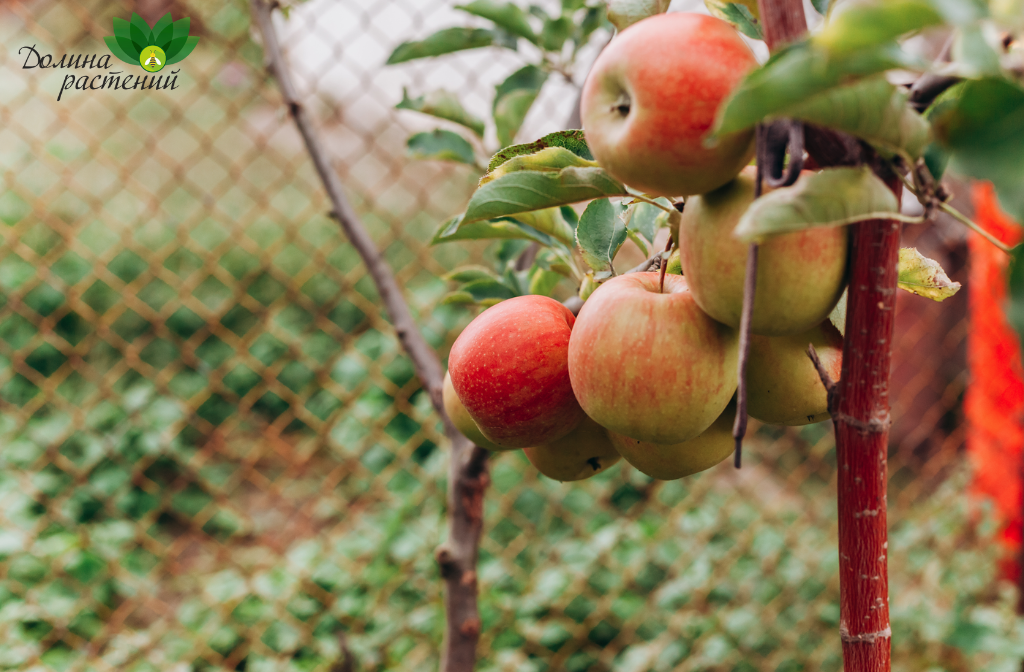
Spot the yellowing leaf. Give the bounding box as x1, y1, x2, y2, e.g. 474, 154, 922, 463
480, 146, 598, 186
897, 247, 961, 301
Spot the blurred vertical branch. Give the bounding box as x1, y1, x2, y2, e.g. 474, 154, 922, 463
248, 2, 489, 670
757, 1, 897, 671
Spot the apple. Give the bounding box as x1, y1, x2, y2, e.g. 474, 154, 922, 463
443, 372, 509, 451
580, 13, 758, 197
609, 400, 736, 480
747, 320, 843, 425
679, 166, 849, 336
448, 295, 586, 448
568, 272, 738, 444
524, 416, 621, 481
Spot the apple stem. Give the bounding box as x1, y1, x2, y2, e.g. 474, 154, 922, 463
251, 3, 491, 670
659, 235, 673, 293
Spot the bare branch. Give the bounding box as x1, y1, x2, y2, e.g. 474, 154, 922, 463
249, 3, 489, 670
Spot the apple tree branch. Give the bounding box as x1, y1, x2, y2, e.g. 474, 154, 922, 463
249, 2, 489, 670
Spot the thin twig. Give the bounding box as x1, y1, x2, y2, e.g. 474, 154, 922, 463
939, 202, 1015, 254
733, 125, 766, 468
806, 343, 837, 411
894, 168, 1014, 254
249, 3, 489, 670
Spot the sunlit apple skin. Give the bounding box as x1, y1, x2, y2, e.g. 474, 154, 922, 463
609, 400, 736, 480
443, 372, 509, 451
679, 166, 849, 336
747, 320, 844, 425
449, 295, 586, 448
568, 273, 738, 444
524, 415, 621, 481
580, 13, 758, 197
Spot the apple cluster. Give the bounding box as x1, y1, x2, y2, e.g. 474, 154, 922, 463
443, 13, 848, 482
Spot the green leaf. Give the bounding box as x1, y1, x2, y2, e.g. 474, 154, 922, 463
626, 200, 669, 244
606, 0, 670, 31
103, 36, 137, 65
733, 168, 902, 243
406, 130, 477, 164
386, 28, 498, 64
431, 216, 560, 246
487, 130, 592, 172
1007, 246, 1024, 346
511, 208, 577, 246
578, 5, 607, 44
576, 199, 627, 273
781, 77, 931, 157
811, 0, 831, 16
481, 146, 599, 186
396, 89, 486, 137
953, 24, 1002, 77
813, 0, 944, 55
626, 229, 649, 257
129, 13, 153, 51
712, 42, 924, 140
112, 18, 141, 61
444, 266, 499, 283
164, 36, 198, 66
442, 278, 517, 306
705, 1, 764, 40
897, 247, 961, 301
541, 15, 573, 51
461, 166, 628, 228
528, 267, 563, 296
152, 14, 174, 51
494, 65, 549, 147
165, 17, 193, 60
456, 1, 538, 42
932, 77, 1024, 223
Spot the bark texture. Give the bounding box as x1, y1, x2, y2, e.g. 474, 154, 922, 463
757, 1, 899, 669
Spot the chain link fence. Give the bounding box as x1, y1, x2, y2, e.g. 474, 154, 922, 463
1, 1, 1021, 670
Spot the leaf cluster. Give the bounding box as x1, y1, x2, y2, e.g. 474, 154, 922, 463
387, 0, 610, 169
406, 0, 1022, 310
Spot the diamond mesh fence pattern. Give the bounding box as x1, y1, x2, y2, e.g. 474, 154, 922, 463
0, 1, 1020, 671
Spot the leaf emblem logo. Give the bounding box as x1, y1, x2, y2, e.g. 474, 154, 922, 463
104, 13, 199, 71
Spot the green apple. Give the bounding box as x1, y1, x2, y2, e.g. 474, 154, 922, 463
679, 166, 849, 336
568, 273, 738, 444
747, 321, 843, 425
524, 416, 621, 481
580, 13, 758, 197
443, 372, 508, 451
609, 400, 736, 480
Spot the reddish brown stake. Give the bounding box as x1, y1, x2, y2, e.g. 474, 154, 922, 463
757, 0, 901, 670
834, 209, 901, 668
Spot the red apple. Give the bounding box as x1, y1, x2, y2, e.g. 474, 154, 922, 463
679, 166, 849, 336
568, 273, 738, 444
609, 400, 736, 480
448, 295, 585, 448
524, 415, 621, 481
747, 321, 843, 425
580, 12, 758, 197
